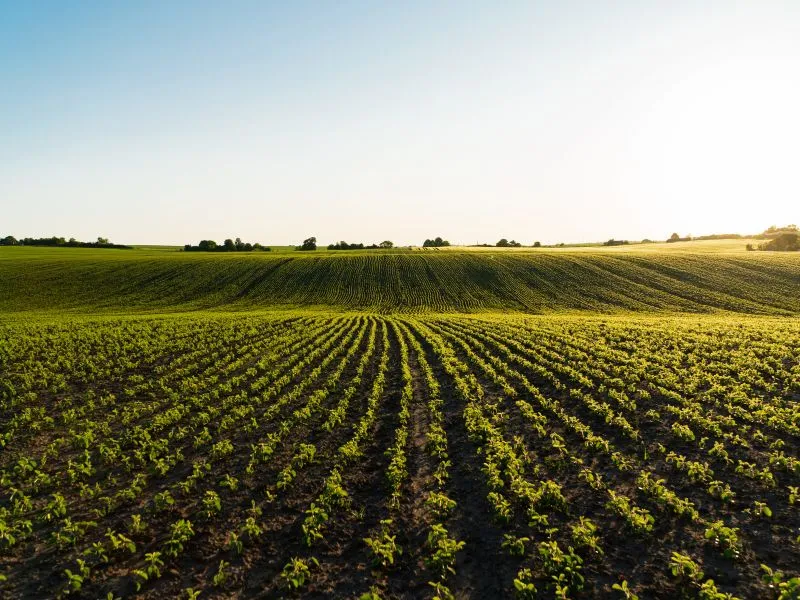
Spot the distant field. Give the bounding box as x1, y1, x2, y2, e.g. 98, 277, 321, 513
1, 242, 798, 314
1, 243, 798, 599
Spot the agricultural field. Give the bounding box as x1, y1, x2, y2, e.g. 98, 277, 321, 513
1, 245, 799, 314
1, 312, 798, 599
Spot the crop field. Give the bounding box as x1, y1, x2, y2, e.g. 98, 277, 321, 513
1, 312, 798, 599
2, 246, 799, 314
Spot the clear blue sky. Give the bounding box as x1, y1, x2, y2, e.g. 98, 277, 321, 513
2, 1, 798, 245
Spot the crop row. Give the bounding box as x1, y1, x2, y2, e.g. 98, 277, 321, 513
0, 313, 798, 598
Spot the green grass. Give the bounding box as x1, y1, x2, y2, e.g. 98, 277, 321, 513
1, 243, 798, 315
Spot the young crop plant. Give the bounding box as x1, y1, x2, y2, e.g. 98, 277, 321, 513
60, 559, 91, 597
671, 422, 696, 442
128, 514, 146, 535
749, 501, 773, 519
226, 531, 243, 555
280, 557, 319, 590
704, 521, 741, 559
364, 520, 402, 569
301, 503, 329, 547
162, 519, 194, 558
425, 492, 457, 519
707, 480, 737, 503
133, 551, 165, 592
428, 581, 456, 600
212, 559, 230, 587
605, 491, 654, 534
359, 586, 384, 600
669, 552, 704, 582
513, 568, 538, 599
105, 529, 136, 555
612, 580, 639, 599
538, 541, 585, 596
502, 534, 530, 557
153, 490, 175, 512
219, 473, 238, 491
202, 490, 222, 519
761, 565, 800, 600
42, 493, 68, 522
241, 515, 263, 541
571, 517, 603, 555
425, 524, 465, 579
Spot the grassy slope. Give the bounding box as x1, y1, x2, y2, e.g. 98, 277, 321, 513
1, 241, 798, 315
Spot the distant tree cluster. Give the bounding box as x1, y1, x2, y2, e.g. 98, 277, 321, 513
749, 231, 799, 252
297, 237, 317, 251
742, 225, 799, 251
422, 237, 450, 247
0, 235, 130, 249
327, 240, 394, 250
184, 238, 271, 252
603, 239, 630, 246
496, 238, 522, 247
754, 225, 798, 239
666, 232, 691, 243
765, 224, 798, 233
666, 232, 740, 243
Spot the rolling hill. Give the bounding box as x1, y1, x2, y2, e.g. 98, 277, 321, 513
1, 245, 798, 314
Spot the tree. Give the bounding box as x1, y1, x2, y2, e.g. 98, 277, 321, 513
299, 237, 317, 251
758, 232, 799, 252
198, 240, 217, 251
496, 238, 510, 247
223, 238, 235, 251
379, 240, 393, 248
97, 237, 109, 245
533, 241, 541, 248
0, 235, 18, 246
668, 233, 681, 242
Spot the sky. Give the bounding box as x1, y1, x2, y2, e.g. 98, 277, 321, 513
1, 1, 798, 246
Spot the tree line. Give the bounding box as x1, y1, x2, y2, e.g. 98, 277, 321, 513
327, 240, 394, 250
746, 226, 799, 252
422, 237, 451, 247
184, 238, 271, 252
299, 236, 546, 250
0, 235, 131, 249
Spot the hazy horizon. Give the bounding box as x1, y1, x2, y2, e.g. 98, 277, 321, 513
2, 1, 798, 246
